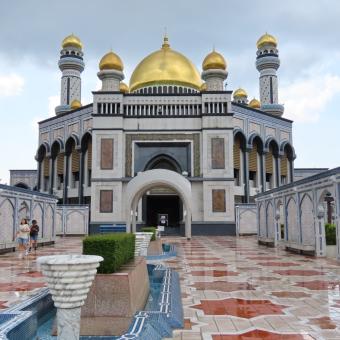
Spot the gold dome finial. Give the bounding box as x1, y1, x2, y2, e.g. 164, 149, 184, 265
99, 51, 124, 71
249, 98, 261, 109
202, 50, 227, 71
162, 33, 170, 49
120, 82, 129, 93
256, 33, 277, 49
233, 88, 248, 98
70, 99, 82, 109
62, 34, 83, 49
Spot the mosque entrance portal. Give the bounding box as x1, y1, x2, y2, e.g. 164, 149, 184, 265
145, 194, 182, 235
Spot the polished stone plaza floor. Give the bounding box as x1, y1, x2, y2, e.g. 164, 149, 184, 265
1, 236, 340, 339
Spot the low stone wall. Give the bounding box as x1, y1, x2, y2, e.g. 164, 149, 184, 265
235, 204, 257, 235
80, 256, 149, 336
55, 204, 89, 235
0, 184, 57, 253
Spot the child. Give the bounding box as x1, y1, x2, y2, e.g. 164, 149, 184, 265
29, 220, 39, 252
17, 218, 30, 257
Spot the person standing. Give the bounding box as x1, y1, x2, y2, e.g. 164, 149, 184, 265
29, 220, 39, 252
17, 218, 30, 257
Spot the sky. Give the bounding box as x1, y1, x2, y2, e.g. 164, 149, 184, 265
0, 0, 340, 183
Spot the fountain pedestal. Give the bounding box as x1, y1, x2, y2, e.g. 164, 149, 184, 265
37, 254, 103, 340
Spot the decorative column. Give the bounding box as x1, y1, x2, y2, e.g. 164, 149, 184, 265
260, 152, 266, 192
316, 205, 327, 256
243, 149, 250, 203
78, 150, 84, 204
63, 154, 69, 204
37, 255, 103, 340
275, 209, 280, 244
50, 156, 55, 195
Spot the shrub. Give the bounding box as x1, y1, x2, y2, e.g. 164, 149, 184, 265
325, 223, 336, 246
141, 227, 156, 241
83, 233, 135, 274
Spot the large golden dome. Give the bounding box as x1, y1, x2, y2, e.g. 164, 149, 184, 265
129, 37, 202, 92
99, 51, 123, 71
202, 50, 227, 71
233, 88, 247, 98
62, 34, 83, 49
256, 33, 277, 49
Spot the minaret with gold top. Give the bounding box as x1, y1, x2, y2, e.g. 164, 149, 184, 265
97, 50, 124, 91
256, 33, 284, 116
201, 49, 227, 91
55, 34, 84, 115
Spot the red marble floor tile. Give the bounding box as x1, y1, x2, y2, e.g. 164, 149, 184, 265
257, 262, 299, 267
0, 281, 46, 292
193, 298, 287, 318
274, 269, 324, 276
0, 301, 8, 309
247, 256, 280, 260
192, 281, 255, 292
188, 262, 227, 267
212, 330, 312, 339
17, 271, 43, 278
294, 280, 339, 291
186, 257, 221, 260
183, 318, 197, 330
271, 291, 311, 298
254, 276, 280, 281
190, 270, 239, 277
307, 316, 337, 329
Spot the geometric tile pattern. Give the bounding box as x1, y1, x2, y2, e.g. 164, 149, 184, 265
212, 330, 315, 339
192, 298, 287, 318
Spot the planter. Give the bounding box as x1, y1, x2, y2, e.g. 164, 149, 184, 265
37, 254, 103, 340
80, 256, 150, 336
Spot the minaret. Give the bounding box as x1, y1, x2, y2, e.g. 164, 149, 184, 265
55, 34, 84, 115
233, 88, 248, 104
256, 33, 284, 116
97, 51, 124, 91
201, 50, 227, 91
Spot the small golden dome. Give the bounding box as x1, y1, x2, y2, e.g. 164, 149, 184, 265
120, 82, 129, 93
129, 36, 202, 92
202, 50, 227, 71
249, 98, 261, 109
70, 99, 82, 109
256, 33, 277, 49
62, 34, 83, 49
233, 88, 248, 98
200, 83, 207, 91
99, 51, 124, 71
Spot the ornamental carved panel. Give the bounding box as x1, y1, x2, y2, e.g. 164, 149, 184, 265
125, 134, 200, 177
101, 139, 113, 170
211, 138, 225, 169
212, 189, 226, 213
100, 190, 113, 213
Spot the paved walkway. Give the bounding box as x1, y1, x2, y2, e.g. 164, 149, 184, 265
1, 236, 340, 339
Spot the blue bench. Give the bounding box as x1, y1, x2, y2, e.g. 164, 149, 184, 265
99, 224, 126, 234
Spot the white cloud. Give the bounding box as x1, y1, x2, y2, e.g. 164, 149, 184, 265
48, 95, 59, 116
31, 95, 59, 133
0, 73, 24, 96
281, 74, 340, 122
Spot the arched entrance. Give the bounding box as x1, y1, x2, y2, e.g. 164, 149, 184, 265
125, 169, 192, 239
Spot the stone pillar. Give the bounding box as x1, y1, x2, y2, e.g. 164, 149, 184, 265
37, 161, 42, 191
275, 209, 280, 245
316, 205, 327, 256
78, 150, 84, 204
277, 156, 281, 187
50, 156, 55, 195
243, 149, 250, 203
63, 154, 69, 204
261, 152, 266, 192
37, 255, 103, 340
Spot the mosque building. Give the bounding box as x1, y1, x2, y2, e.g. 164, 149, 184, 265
33, 32, 295, 237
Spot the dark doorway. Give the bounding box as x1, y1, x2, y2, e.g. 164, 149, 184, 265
146, 195, 181, 234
